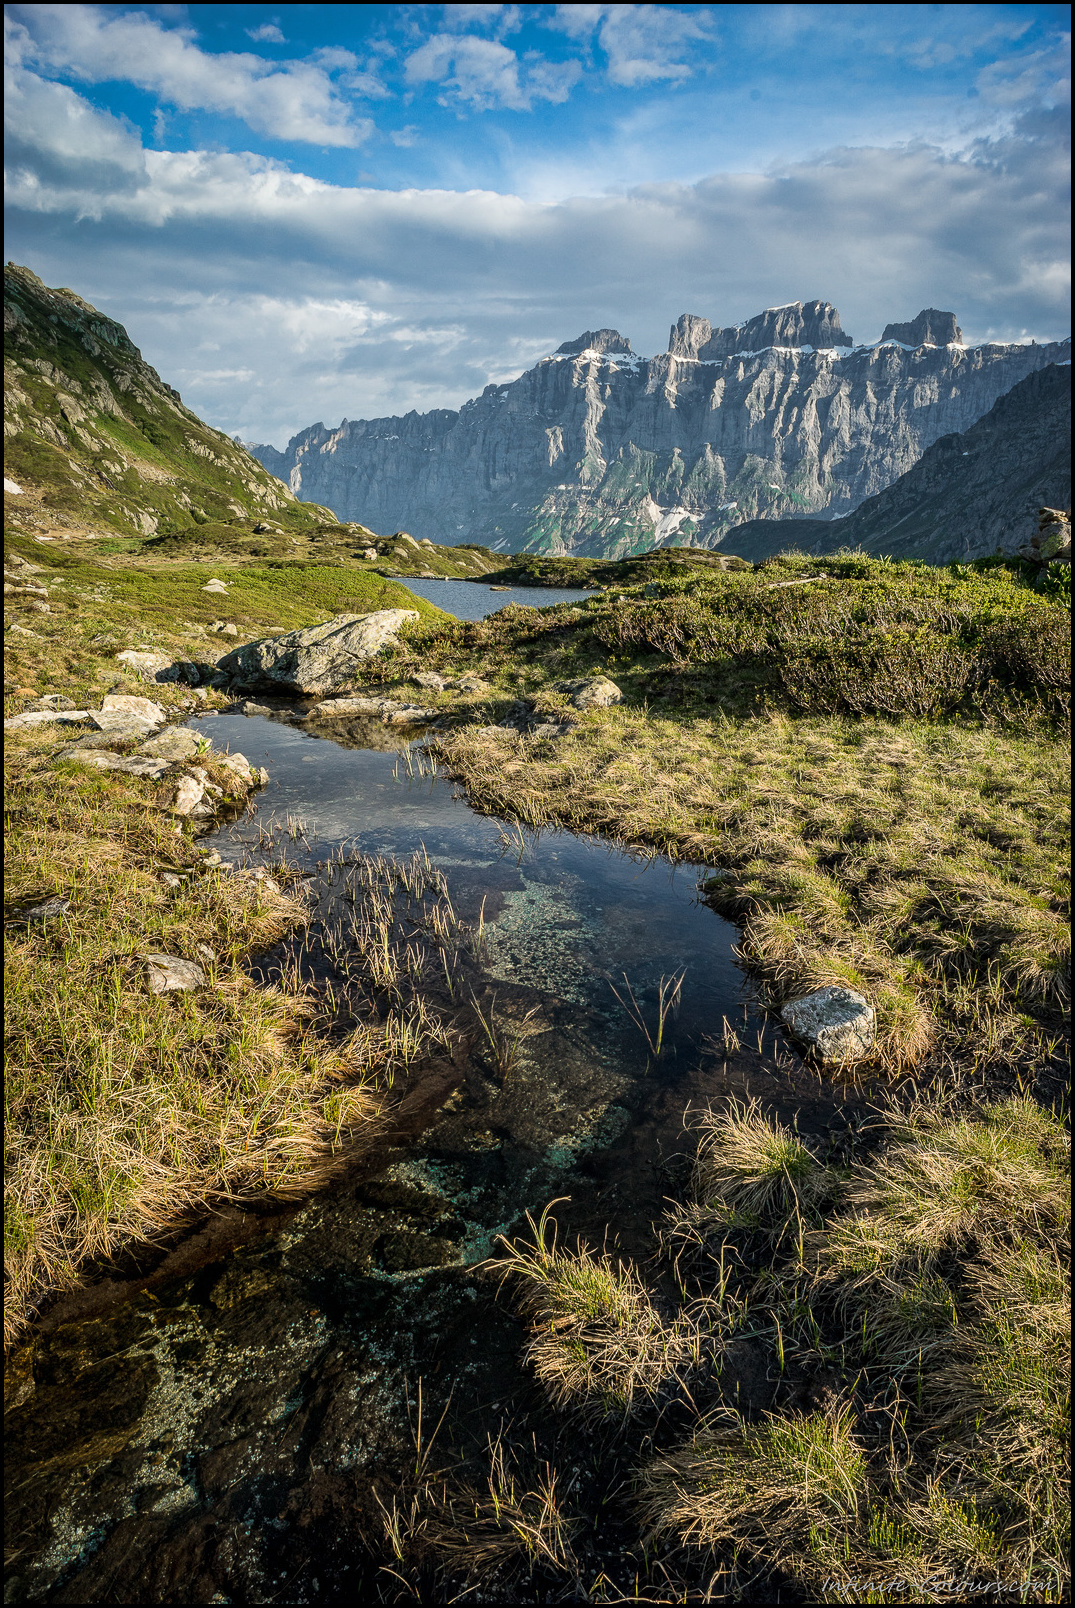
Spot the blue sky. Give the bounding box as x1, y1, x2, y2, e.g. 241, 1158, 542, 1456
5, 3, 1070, 445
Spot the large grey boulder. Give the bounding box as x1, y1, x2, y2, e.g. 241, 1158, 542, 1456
553, 675, 623, 710
217, 611, 420, 695
780, 986, 876, 1063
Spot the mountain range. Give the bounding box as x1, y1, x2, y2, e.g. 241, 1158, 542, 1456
248, 298, 1070, 559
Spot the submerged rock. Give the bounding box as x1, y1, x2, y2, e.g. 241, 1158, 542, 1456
217, 611, 420, 696
780, 986, 875, 1062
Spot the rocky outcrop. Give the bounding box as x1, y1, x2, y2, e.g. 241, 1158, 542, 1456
556, 329, 633, 356
880, 309, 962, 348
722, 362, 1071, 564
249, 298, 1069, 561
1023, 505, 1071, 566
216, 611, 420, 696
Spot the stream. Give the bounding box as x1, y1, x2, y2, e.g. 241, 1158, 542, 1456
6, 700, 861, 1605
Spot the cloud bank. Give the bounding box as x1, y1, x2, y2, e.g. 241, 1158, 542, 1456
4, 6, 1070, 445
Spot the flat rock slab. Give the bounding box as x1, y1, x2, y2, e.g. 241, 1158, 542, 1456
217, 610, 420, 696
60, 727, 154, 754
780, 986, 876, 1062
138, 727, 206, 762
5, 710, 91, 729
67, 753, 169, 778
145, 954, 206, 993
307, 696, 434, 722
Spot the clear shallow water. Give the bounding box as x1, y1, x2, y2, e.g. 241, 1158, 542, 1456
391, 576, 591, 619
202, 710, 742, 1054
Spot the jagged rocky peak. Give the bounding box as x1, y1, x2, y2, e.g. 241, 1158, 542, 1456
555, 328, 633, 356
880, 309, 963, 347
668, 299, 853, 360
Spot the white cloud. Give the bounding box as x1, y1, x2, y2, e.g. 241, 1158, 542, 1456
440, 5, 523, 39
547, 3, 715, 86
390, 125, 421, 148
4, 69, 1068, 445
7, 3, 372, 146
245, 22, 285, 46
404, 32, 580, 111
976, 39, 1071, 108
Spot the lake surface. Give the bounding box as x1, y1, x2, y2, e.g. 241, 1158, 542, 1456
393, 576, 591, 619
6, 713, 856, 1605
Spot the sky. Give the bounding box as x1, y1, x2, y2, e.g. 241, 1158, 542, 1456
4, 3, 1071, 447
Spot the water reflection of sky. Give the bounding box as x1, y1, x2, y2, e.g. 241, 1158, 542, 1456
199, 711, 742, 1047
392, 577, 591, 620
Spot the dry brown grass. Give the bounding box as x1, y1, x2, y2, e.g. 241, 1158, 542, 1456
420, 1436, 582, 1581
491, 1097, 1069, 1601
486, 1202, 697, 1421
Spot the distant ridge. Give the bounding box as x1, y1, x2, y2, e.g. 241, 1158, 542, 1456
3, 262, 335, 541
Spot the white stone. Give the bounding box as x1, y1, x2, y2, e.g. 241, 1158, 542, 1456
554, 675, 623, 709
172, 774, 206, 815
145, 954, 205, 994
202, 579, 229, 594
115, 650, 173, 681
4, 478, 24, 495
780, 986, 876, 1062
101, 694, 166, 721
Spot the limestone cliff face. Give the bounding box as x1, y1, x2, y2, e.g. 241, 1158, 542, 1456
723, 363, 1071, 564
249, 299, 1070, 558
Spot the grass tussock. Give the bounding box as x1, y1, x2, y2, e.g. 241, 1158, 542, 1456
508, 1096, 1069, 1601
486, 1202, 697, 1421
419, 1436, 582, 1581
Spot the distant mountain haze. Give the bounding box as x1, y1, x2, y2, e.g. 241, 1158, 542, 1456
247, 299, 1070, 557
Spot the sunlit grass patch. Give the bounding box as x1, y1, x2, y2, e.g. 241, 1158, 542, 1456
817, 1099, 1069, 1279
638, 1404, 868, 1551
679, 1098, 830, 1232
